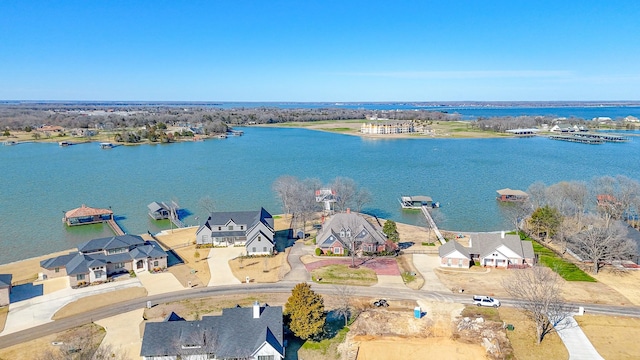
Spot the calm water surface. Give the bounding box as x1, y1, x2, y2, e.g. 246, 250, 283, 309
1, 127, 639, 264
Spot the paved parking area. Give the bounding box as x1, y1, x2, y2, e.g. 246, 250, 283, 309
136, 271, 184, 295
2, 278, 142, 335
412, 254, 451, 292
95, 308, 144, 359
207, 247, 243, 286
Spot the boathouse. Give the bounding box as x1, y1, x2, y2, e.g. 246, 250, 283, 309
148, 201, 171, 220
63, 204, 113, 226
0, 274, 12, 306
496, 188, 529, 202
400, 195, 436, 209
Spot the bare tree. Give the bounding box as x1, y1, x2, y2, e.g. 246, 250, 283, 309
499, 200, 533, 233
333, 285, 355, 326
568, 215, 637, 274
527, 181, 548, 209
591, 175, 640, 225
502, 266, 570, 344
353, 187, 372, 213
272, 175, 301, 215
331, 177, 358, 212
546, 181, 589, 219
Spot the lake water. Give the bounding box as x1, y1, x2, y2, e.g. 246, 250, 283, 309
1, 126, 640, 264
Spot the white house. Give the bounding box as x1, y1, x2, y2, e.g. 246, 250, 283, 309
195, 208, 275, 255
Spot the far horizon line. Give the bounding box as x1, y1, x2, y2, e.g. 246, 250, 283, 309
2, 100, 640, 106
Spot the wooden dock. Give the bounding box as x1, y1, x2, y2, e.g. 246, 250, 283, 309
421, 205, 446, 245
106, 219, 125, 235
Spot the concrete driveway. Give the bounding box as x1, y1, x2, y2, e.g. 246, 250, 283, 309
137, 271, 185, 296
412, 254, 451, 292
95, 308, 144, 360
207, 247, 243, 286
2, 278, 142, 335
283, 241, 312, 282
555, 315, 605, 360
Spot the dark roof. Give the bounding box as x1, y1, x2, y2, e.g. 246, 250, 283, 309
198, 208, 274, 234
0, 274, 12, 288
40, 252, 78, 269
140, 303, 283, 358
164, 312, 185, 322
40, 239, 167, 274
317, 213, 386, 249
77, 234, 145, 253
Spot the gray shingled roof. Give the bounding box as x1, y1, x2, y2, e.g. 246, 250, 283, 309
40, 252, 78, 269
40, 239, 167, 276
198, 208, 274, 235
317, 213, 386, 249
140, 304, 284, 358
438, 240, 470, 259
77, 234, 145, 253
468, 233, 532, 259
0, 274, 12, 288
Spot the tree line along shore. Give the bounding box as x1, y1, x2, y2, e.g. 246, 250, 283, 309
2, 104, 638, 145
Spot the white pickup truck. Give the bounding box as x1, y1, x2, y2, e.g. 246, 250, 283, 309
472, 295, 501, 308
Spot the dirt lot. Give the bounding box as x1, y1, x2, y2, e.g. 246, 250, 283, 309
0, 323, 105, 360
591, 268, 640, 306
228, 251, 290, 283
148, 227, 211, 286
498, 307, 568, 360
344, 301, 504, 360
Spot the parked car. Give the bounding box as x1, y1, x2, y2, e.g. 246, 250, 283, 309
472, 295, 500, 308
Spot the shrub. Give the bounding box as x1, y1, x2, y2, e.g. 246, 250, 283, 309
129, 270, 136, 278
315, 248, 322, 256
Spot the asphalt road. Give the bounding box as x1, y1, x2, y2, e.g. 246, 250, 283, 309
1, 281, 639, 349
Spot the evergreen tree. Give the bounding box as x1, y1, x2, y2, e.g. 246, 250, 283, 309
382, 220, 400, 242
284, 283, 325, 340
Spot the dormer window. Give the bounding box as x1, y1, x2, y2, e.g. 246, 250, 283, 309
340, 230, 345, 237
346, 230, 351, 237
228, 225, 234, 230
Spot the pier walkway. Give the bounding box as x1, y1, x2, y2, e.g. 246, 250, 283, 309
106, 219, 125, 236
421, 205, 446, 245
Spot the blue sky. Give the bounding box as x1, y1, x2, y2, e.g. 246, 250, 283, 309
1, 1, 639, 101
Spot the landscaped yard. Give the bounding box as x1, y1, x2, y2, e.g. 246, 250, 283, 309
532, 241, 596, 282
311, 264, 377, 286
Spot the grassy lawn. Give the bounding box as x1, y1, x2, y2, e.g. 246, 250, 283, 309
297, 317, 350, 360
532, 241, 596, 282
317, 127, 352, 132
311, 264, 377, 286
498, 307, 568, 360
460, 305, 502, 322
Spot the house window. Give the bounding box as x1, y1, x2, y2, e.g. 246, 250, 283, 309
258, 356, 275, 360
115, 263, 125, 269
218, 226, 222, 231
258, 236, 261, 241
55, 267, 60, 273
252, 247, 256, 253
154, 260, 158, 266
240, 225, 244, 230
263, 247, 267, 252
76, 274, 85, 281
334, 247, 341, 254
228, 225, 234, 230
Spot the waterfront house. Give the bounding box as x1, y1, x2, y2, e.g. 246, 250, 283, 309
195, 208, 275, 255
40, 234, 168, 287
438, 240, 471, 268
468, 232, 535, 268
63, 204, 113, 226
140, 301, 284, 360
438, 232, 534, 268
496, 188, 529, 202
316, 211, 390, 255
0, 274, 12, 306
